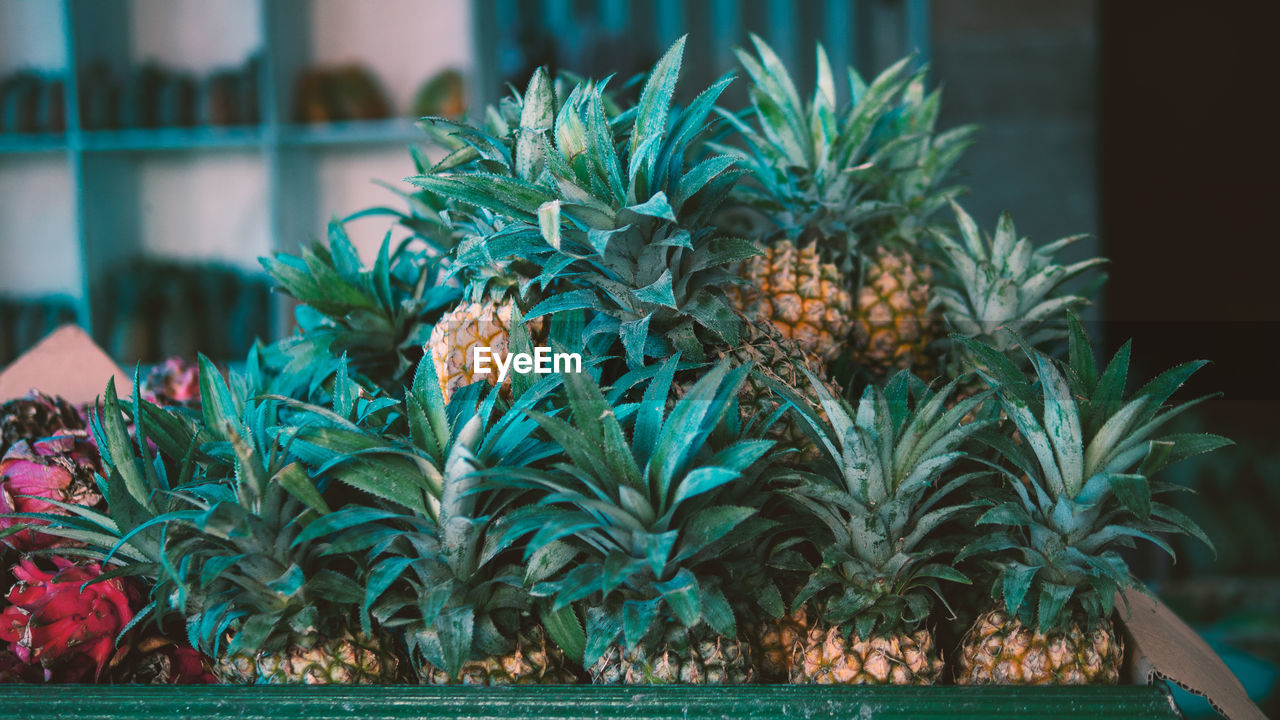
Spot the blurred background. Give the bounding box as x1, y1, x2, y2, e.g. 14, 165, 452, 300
0, 0, 1276, 713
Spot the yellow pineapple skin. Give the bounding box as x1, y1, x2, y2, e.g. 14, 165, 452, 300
425, 300, 516, 403
851, 248, 939, 378
212, 653, 258, 684
589, 636, 752, 685
218, 633, 399, 685
790, 623, 943, 685
731, 241, 854, 363
955, 609, 1124, 685
420, 627, 575, 685
749, 611, 810, 682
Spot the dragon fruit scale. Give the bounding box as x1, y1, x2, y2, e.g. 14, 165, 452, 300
0, 392, 86, 458
139, 357, 201, 409
112, 636, 216, 685
0, 557, 140, 682
0, 435, 102, 551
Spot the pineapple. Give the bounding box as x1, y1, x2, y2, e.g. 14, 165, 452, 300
293, 354, 573, 684
953, 321, 1229, 684
851, 247, 939, 378
416, 626, 574, 685
748, 608, 810, 683
672, 311, 837, 461
728, 240, 853, 363
720, 36, 974, 378
141, 358, 403, 684
770, 368, 991, 684
425, 298, 517, 403
412, 39, 752, 369
414, 40, 828, 453
590, 629, 752, 684
248, 633, 397, 685
418, 67, 563, 401
510, 359, 771, 684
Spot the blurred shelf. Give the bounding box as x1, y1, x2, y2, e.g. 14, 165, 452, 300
0, 133, 69, 154
79, 125, 264, 152
277, 118, 424, 147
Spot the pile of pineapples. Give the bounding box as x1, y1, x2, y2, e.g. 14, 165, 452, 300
1, 37, 1231, 688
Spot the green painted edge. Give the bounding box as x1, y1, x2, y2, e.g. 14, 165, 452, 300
0, 684, 1181, 719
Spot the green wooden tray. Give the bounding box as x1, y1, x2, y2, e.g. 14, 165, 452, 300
0, 684, 1182, 719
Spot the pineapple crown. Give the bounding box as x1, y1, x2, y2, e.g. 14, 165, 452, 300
261, 220, 461, 395
932, 202, 1107, 361
289, 350, 564, 680
956, 320, 1229, 632
156, 358, 377, 659
410, 38, 756, 368
495, 357, 775, 665
777, 368, 991, 638
716, 35, 975, 269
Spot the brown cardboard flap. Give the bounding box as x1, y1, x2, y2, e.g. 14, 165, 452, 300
0, 325, 131, 404
1121, 587, 1268, 720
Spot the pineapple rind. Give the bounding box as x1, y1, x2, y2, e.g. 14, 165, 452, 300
748, 612, 809, 683
851, 248, 939, 378
589, 636, 753, 685
955, 609, 1122, 685
426, 300, 515, 403
731, 241, 854, 363
217, 633, 399, 685
692, 313, 835, 459
791, 624, 943, 685
419, 627, 575, 685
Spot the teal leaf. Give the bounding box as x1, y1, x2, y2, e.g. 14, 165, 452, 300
542, 604, 586, 664
632, 269, 677, 308
1002, 562, 1040, 617
623, 598, 661, 648
655, 569, 700, 628
1107, 473, 1151, 520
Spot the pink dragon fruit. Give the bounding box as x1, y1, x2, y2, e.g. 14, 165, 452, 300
0, 434, 102, 550
139, 357, 200, 408
0, 557, 140, 682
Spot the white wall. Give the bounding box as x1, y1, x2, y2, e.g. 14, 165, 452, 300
136, 152, 271, 270
0, 157, 81, 296
130, 0, 262, 71
309, 0, 472, 113
0, 0, 66, 72
314, 146, 416, 261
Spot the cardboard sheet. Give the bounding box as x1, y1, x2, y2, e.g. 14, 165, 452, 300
1121, 587, 1268, 720
0, 325, 131, 404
